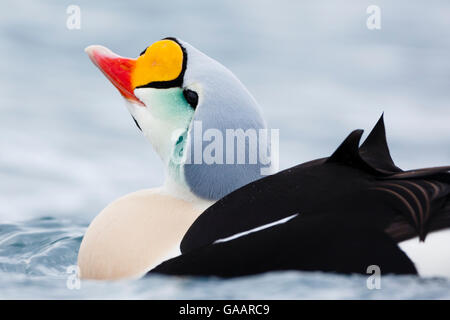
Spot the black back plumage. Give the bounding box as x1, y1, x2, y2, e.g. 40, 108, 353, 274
149, 115, 450, 277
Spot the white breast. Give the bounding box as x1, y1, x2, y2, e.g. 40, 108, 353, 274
77, 188, 211, 280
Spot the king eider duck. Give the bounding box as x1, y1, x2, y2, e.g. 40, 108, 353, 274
149, 115, 450, 278
78, 38, 272, 280
80, 37, 450, 280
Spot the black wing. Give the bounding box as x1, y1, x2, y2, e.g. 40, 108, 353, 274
181, 115, 450, 254
374, 172, 450, 241
149, 115, 450, 278
151, 214, 417, 277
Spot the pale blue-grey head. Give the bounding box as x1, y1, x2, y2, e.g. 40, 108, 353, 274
86, 37, 272, 201
179, 40, 269, 200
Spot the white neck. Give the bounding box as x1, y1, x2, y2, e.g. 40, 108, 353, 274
162, 172, 215, 212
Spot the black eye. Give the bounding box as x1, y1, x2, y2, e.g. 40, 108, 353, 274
183, 89, 198, 109
140, 48, 147, 56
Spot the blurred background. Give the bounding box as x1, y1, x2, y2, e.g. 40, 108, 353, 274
0, 0, 449, 298
1, 0, 449, 222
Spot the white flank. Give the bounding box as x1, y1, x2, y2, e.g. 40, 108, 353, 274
399, 229, 450, 278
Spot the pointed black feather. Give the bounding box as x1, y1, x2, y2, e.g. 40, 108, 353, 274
359, 114, 402, 174
326, 129, 364, 165
326, 129, 379, 174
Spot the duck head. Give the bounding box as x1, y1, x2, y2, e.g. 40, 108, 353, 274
86, 37, 273, 201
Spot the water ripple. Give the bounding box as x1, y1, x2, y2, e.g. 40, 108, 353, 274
0, 218, 450, 299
